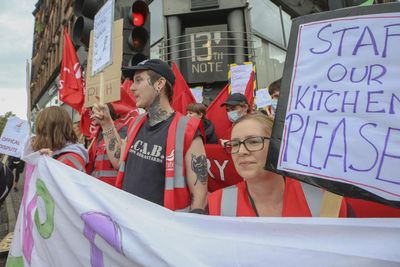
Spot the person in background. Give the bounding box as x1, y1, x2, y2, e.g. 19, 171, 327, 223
31, 106, 88, 172
186, 103, 218, 144
92, 59, 208, 213
87, 102, 136, 186
7, 156, 25, 192
0, 161, 14, 205
208, 112, 348, 217
219, 93, 251, 143
264, 78, 281, 118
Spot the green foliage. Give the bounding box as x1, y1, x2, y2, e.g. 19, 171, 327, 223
0, 111, 16, 136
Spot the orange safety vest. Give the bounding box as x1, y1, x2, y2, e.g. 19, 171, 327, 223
88, 111, 135, 185
208, 178, 348, 217
115, 112, 200, 211
56, 153, 86, 172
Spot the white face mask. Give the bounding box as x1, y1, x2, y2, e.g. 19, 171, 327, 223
227, 110, 242, 122
271, 99, 278, 112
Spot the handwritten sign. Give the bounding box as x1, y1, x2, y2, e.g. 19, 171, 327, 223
0, 117, 29, 157
255, 88, 272, 108
276, 12, 400, 202
92, 0, 114, 75
229, 62, 253, 94
85, 19, 123, 107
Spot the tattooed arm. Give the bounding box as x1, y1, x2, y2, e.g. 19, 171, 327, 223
91, 103, 123, 169
185, 136, 208, 212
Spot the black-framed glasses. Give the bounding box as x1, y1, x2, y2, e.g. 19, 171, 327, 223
224, 136, 270, 154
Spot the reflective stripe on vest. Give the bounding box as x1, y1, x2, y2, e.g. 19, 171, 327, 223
171, 116, 189, 187
220, 185, 238, 216
220, 181, 326, 217
92, 170, 118, 178
95, 154, 109, 161
58, 154, 84, 171
300, 182, 324, 217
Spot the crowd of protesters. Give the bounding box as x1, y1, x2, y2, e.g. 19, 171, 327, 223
1, 59, 399, 218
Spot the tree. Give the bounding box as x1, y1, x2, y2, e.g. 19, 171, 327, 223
0, 112, 16, 136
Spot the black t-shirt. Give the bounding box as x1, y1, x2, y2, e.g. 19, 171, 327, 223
122, 114, 175, 206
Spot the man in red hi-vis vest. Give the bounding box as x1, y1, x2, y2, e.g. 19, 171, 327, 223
92, 59, 208, 213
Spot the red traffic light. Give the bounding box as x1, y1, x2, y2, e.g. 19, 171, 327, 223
131, 1, 149, 26
132, 12, 145, 26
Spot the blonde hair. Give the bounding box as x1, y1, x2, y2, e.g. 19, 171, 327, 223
233, 112, 274, 136
32, 106, 78, 151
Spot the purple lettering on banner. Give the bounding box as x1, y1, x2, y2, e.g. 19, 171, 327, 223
309, 90, 317, 111
389, 93, 400, 114
296, 115, 310, 167
349, 66, 368, 83
81, 212, 124, 267
309, 120, 328, 170
349, 123, 379, 172
367, 64, 386, 85
327, 63, 347, 82
382, 23, 400, 58
295, 85, 310, 110
352, 26, 379, 56
323, 118, 348, 172
332, 26, 359, 56
283, 113, 304, 162
341, 90, 360, 113
324, 92, 340, 113
366, 90, 386, 113
376, 127, 400, 185
316, 89, 333, 111
309, 24, 332, 54
20, 164, 36, 264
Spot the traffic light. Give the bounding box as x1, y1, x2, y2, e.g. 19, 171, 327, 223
122, 0, 151, 68
72, 0, 105, 48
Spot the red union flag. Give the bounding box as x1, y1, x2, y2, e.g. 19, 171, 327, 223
171, 62, 196, 114
59, 27, 84, 112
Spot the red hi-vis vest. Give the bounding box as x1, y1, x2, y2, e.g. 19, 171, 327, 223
208, 178, 348, 217
88, 112, 135, 185
56, 153, 86, 172
115, 112, 200, 211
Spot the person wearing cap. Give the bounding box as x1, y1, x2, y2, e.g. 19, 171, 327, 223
220, 93, 251, 143
91, 59, 208, 213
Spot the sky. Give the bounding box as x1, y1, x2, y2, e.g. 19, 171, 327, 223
0, 0, 36, 120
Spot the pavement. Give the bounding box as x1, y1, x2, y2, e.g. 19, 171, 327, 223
0, 170, 24, 266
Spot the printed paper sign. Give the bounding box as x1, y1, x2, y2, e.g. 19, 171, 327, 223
190, 86, 203, 103
277, 13, 400, 201
0, 117, 29, 157
255, 88, 272, 108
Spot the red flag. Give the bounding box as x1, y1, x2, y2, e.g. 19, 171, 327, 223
171, 63, 196, 114
59, 27, 84, 112
244, 71, 255, 111
206, 84, 231, 140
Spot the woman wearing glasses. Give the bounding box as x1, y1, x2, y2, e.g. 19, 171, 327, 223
208, 112, 348, 217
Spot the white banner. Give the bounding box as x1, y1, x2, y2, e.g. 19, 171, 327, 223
7, 152, 400, 266
0, 117, 29, 157
278, 13, 400, 201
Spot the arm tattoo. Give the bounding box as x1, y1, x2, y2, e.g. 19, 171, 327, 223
191, 154, 208, 186
114, 146, 121, 159
108, 136, 116, 151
